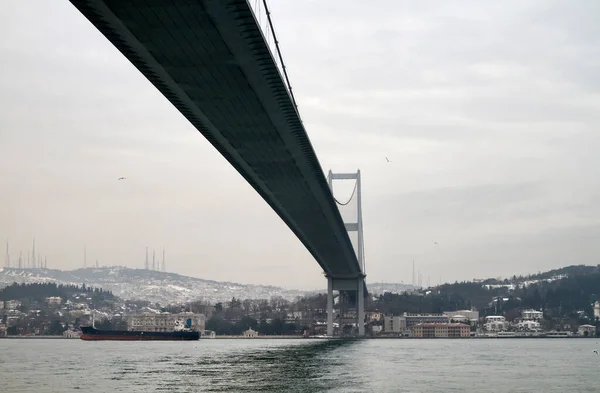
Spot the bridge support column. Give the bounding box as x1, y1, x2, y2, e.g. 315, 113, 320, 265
357, 276, 365, 336
327, 276, 333, 336
330, 276, 366, 337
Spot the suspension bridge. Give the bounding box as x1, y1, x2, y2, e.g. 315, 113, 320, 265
68, 0, 366, 336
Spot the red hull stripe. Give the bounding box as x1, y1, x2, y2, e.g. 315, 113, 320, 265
80, 334, 198, 341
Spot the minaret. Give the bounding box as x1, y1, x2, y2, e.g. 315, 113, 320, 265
44, 256, 47, 269
18, 251, 22, 269
145, 247, 149, 270
412, 260, 415, 287
27, 252, 30, 268
152, 249, 156, 270
84, 246, 87, 268
161, 249, 165, 272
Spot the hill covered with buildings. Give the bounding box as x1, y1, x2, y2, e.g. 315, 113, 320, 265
0, 266, 308, 304
2, 264, 600, 338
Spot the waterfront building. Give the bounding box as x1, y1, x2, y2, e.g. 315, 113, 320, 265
127, 312, 206, 332
243, 328, 259, 337
594, 301, 600, 320
578, 324, 596, 337
411, 323, 470, 338
383, 316, 406, 333
404, 313, 449, 327
516, 320, 540, 331
63, 329, 81, 338
521, 309, 543, 320
485, 316, 508, 331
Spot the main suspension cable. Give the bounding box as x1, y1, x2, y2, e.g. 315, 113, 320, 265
262, 0, 299, 112
333, 180, 358, 206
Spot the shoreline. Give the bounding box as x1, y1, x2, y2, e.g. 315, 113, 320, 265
2, 335, 592, 340
0, 336, 76, 339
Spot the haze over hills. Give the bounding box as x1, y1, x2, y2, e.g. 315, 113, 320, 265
0, 267, 310, 305
0, 266, 419, 305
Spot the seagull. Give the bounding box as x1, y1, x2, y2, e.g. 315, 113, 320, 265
118, 177, 126, 180
385, 157, 391, 163
433, 241, 438, 245
594, 350, 598, 355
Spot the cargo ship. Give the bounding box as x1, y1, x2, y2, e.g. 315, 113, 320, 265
80, 319, 200, 341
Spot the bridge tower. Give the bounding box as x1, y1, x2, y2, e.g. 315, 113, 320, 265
326, 170, 366, 336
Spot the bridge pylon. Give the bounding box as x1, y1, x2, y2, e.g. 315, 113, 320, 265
326, 170, 366, 336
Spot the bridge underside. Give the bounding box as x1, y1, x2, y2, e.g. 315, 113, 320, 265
69, 0, 362, 278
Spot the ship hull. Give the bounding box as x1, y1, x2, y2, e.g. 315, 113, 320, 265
80, 326, 200, 341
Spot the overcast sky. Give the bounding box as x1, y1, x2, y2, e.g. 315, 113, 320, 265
1, 1, 599, 290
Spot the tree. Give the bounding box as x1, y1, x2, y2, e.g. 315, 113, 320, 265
46, 320, 66, 335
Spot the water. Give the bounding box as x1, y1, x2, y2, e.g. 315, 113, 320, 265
1, 338, 598, 392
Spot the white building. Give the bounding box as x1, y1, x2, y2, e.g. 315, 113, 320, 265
485, 316, 508, 332
243, 328, 258, 337
578, 324, 596, 337
5, 300, 21, 310
444, 310, 479, 322
447, 314, 469, 323
46, 297, 62, 306
63, 329, 81, 338
404, 313, 449, 327
516, 320, 540, 331
521, 309, 543, 320
127, 312, 206, 332
383, 316, 406, 333
594, 301, 600, 320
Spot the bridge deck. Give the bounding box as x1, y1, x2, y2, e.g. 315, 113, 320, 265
69, 0, 362, 278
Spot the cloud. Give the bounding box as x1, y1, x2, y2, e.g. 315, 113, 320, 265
1, 0, 599, 289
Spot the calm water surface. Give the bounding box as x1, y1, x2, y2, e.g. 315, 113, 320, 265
1, 338, 598, 392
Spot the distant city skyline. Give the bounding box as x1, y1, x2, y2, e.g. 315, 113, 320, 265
2, 1, 600, 290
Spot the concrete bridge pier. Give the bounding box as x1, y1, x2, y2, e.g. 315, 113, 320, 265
327, 275, 366, 336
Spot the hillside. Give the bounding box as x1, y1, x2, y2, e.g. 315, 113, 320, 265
373, 265, 600, 328
0, 267, 308, 305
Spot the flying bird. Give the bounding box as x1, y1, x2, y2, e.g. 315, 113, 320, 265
385, 157, 391, 163
118, 177, 126, 180
594, 350, 598, 355
433, 241, 438, 245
